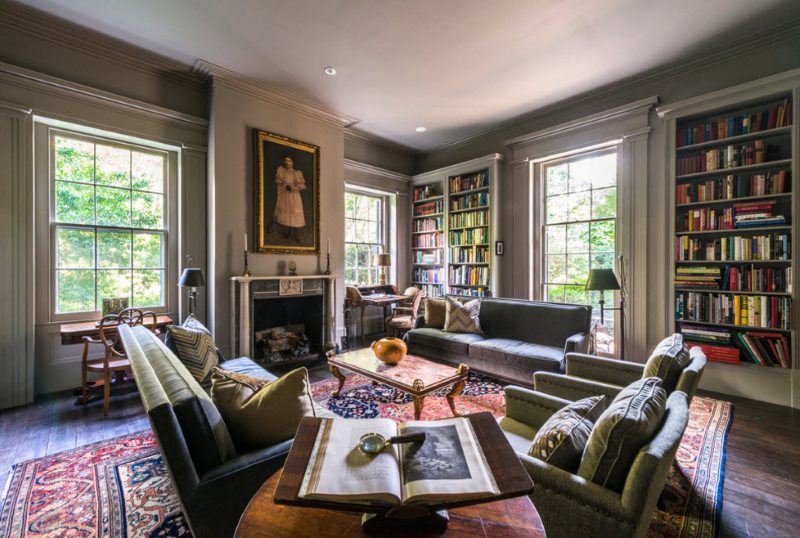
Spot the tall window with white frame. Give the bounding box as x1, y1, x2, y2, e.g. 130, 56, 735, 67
344, 190, 385, 286
542, 149, 618, 354
52, 131, 167, 315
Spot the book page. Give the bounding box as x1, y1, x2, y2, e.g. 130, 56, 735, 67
398, 417, 500, 504
298, 418, 402, 505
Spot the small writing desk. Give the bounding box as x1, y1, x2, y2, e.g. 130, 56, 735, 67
360, 294, 405, 339
59, 315, 173, 345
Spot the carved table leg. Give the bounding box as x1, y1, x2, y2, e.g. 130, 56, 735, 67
446, 365, 470, 417
329, 364, 346, 397
413, 396, 426, 420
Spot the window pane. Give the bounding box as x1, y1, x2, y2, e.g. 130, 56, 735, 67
564, 285, 588, 305
56, 181, 95, 225
95, 144, 130, 187
567, 223, 589, 253
345, 193, 356, 218
97, 269, 132, 305
589, 153, 617, 188
55, 137, 93, 183
546, 164, 568, 196
568, 191, 590, 221
546, 225, 567, 254
132, 191, 163, 229
131, 151, 164, 192
546, 194, 568, 223
56, 228, 94, 268
546, 284, 565, 303
592, 187, 616, 219
344, 243, 356, 267
345, 218, 356, 242
591, 252, 615, 270
568, 159, 593, 192
345, 269, 356, 284
590, 221, 615, 252
97, 230, 131, 269
133, 232, 162, 268
356, 268, 369, 286
57, 270, 95, 312
357, 244, 369, 267
546, 254, 566, 283
133, 270, 162, 306
566, 254, 590, 284
96, 186, 131, 226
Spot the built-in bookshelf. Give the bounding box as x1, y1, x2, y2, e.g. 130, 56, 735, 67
670, 93, 795, 373
411, 154, 502, 298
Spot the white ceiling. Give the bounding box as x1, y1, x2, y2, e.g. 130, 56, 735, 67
16, 0, 800, 151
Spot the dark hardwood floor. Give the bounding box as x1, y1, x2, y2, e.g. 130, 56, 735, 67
1, 368, 798, 537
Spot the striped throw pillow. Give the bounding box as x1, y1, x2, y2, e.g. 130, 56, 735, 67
168, 323, 220, 386
443, 296, 483, 334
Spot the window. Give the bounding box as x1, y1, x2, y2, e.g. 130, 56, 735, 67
543, 149, 618, 353
51, 131, 167, 314
344, 190, 385, 286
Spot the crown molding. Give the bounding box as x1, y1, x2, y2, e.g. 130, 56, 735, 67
344, 127, 422, 156
195, 60, 359, 129
0, 60, 208, 131
0, 1, 204, 89
0, 98, 33, 116
413, 153, 503, 182
344, 158, 412, 183
430, 19, 800, 155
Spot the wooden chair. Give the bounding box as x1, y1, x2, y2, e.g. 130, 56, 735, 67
81, 307, 157, 416
385, 289, 426, 337
397, 286, 420, 311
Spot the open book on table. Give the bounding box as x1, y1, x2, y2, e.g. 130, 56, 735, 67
298, 417, 500, 507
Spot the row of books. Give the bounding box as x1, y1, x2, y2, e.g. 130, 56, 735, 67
450, 210, 488, 228
678, 201, 787, 232
687, 334, 791, 368
449, 228, 487, 245
413, 217, 443, 232
414, 250, 442, 265
450, 192, 488, 211
677, 141, 773, 175
681, 324, 731, 344
676, 99, 791, 147
413, 268, 444, 284
413, 185, 441, 202
449, 245, 489, 263
414, 199, 444, 216
448, 286, 489, 297
417, 283, 443, 298
675, 291, 792, 329
412, 234, 443, 248
449, 172, 488, 193
675, 170, 789, 204
687, 342, 741, 364
675, 233, 791, 262
449, 266, 489, 287
675, 265, 792, 293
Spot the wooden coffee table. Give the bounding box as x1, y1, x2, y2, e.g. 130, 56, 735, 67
326, 348, 469, 420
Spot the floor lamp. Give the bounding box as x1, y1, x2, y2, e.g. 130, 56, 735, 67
586, 268, 626, 360
179, 267, 205, 319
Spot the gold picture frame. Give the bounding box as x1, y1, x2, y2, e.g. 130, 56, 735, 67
254, 129, 320, 254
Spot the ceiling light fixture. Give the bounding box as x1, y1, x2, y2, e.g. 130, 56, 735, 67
323, 66, 337, 76
415, 127, 427, 132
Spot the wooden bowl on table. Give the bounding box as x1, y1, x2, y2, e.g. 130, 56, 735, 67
371, 338, 407, 365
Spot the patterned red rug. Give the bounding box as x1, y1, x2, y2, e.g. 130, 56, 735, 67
0, 373, 730, 538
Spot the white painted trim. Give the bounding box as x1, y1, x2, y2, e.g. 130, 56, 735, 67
196, 60, 359, 129
344, 128, 421, 156
344, 158, 412, 183
413, 153, 504, 183
0, 98, 32, 116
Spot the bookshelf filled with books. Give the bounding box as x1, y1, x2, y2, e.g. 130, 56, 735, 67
411, 154, 502, 299
669, 92, 795, 375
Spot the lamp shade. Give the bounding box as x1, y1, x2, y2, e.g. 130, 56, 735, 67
179, 268, 205, 288
372, 253, 391, 267
585, 268, 621, 291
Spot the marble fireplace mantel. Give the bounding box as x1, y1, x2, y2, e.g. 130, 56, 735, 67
230, 275, 338, 359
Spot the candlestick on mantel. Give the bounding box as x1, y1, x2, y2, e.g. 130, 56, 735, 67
242, 232, 252, 277
323, 238, 331, 275
244, 233, 248, 251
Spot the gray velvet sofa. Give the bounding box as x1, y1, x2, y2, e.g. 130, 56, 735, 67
119, 324, 293, 538
406, 298, 592, 385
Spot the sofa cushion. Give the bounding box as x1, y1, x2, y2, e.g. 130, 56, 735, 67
643, 333, 690, 393
528, 396, 605, 472
220, 357, 279, 381
165, 314, 225, 362
424, 298, 446, 328
578, 377, 667, 492
478, 299, 591, 347
168, 322, 220, 387
406, 327, 485, 356
469, 339, 564, 372
444, 297, 483, 334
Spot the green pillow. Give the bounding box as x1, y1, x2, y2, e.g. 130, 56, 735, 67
643, 333, 690, 393
528, 396, 605, 472
577, 377, 667, 492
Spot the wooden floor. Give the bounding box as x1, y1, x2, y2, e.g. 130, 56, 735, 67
1, 368, 798, 537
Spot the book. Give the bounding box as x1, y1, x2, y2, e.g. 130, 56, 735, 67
298, 417, 499, 507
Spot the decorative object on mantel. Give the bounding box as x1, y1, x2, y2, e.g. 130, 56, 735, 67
323, 238, 331, 275
242, 233, 252, 277
254, 128, 320, 254
373, 253, 391, 285
370, 337, 407, 364
279, 278, 304, 296
287, 260, 298, 276
178, 262, 205, 318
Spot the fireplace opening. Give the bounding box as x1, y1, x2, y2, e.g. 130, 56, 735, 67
252, 295, 324, 363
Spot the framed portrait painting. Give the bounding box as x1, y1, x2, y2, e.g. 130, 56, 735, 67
254, 129, 320, 254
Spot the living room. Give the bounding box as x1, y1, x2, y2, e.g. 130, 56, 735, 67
0, 1, 798, 537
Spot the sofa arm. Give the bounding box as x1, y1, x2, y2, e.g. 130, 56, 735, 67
504, 385, 571, 429
564, 332, 591, 355
566, 352, 644, 386
534, 371, 623, 402
413, 315, 425, 330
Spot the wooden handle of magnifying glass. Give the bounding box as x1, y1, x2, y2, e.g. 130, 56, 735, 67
388, 433, 426, 445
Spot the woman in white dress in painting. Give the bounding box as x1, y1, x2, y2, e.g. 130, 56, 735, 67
273, 156, 306, 241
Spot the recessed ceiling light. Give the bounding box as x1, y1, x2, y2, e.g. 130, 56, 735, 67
323, 66, 337, 76
415, 127, 427, 132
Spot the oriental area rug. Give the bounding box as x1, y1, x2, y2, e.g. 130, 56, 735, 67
0, 373, 731, 538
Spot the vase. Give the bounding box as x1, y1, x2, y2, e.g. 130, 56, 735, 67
371, 337, 407, 365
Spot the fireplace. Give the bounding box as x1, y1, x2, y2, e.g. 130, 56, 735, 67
231, 275, 337, 365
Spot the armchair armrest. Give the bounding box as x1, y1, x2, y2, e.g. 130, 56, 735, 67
534, 371, 623, 402
566, 352, 644, 386
504, 385, 571, 429
564, 332, 591, 355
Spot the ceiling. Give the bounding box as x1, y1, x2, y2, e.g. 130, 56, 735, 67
16, 0, 800, 151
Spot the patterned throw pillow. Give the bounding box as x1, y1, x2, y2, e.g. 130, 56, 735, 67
424, 298, 447, 328
643, 333, 690, 393
528, 396, 605, 472
168, 321, 220, 386
443, 296, 483, 334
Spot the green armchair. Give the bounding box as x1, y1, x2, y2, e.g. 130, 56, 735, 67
499, 385, 690, 538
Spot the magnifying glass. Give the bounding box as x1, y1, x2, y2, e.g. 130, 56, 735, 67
358, 432, 426, 455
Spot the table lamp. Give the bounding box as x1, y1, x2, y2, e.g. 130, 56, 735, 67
585, 268, 625, 359
179, 268, 205, 317
372, 253, 391, 286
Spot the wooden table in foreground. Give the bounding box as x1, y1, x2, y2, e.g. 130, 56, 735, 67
327, 347, 469, 420
59, 315, 173, 345
235, 413, 545, 538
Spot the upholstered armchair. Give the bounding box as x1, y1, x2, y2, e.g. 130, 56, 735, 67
385, 289, 426, 336
499, 385, 690, 538
534, 335, 707, 404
